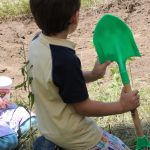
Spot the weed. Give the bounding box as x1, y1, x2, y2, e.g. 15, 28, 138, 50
15, 42, 37, 150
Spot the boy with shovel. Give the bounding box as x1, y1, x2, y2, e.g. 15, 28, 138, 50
29, 0, 140, 149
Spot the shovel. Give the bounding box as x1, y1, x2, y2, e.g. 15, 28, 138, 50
93, 14, 150, 150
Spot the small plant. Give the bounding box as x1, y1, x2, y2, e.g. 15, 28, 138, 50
15, 40, 34, 111
15, 42, 36, 149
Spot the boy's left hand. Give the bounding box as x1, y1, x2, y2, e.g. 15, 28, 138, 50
91, 59, 111, 80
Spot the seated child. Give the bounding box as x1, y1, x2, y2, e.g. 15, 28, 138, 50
0, 77, 37, 150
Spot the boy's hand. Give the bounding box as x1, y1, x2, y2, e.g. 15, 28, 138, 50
119, 87, 140, 112
91, 59, 111, 80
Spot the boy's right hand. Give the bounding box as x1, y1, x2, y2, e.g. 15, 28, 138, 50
119, 87, 140, 112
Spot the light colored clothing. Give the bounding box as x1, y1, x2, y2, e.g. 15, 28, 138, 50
0, 121, 18, 150
28, 33, 101, 150
0, 106, 37, 150
0, 121, 15, 137
0, 106, 36, 135
91, 130, 130, 150
0, 133, 18, 150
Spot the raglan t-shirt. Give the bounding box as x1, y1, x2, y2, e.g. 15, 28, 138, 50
28, 33, 101, 150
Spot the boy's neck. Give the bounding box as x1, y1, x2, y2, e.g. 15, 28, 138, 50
51, 30, 69, 39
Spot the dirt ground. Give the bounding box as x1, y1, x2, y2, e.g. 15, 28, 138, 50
0, 0, 150, 100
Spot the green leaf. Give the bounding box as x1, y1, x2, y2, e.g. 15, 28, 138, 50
15, 81, 26, 89
21, 67, 25, 76
28, 77, 33, 85
28, 92, 34, 108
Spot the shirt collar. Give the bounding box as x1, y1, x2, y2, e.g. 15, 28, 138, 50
39, 33, 76, 50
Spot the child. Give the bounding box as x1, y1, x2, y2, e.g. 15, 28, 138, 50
0, 77, 37, 150
28, 0, 140, 149
0, 76, 18, 150
0, 107, 18, 150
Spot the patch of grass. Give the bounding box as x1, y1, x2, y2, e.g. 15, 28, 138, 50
88, 65, 122, 102
0, 0, 30, 19
0, 0, 103, 19
81, 0, 103, 7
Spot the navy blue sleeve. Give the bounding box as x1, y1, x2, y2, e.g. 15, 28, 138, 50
51, 45, 89, 104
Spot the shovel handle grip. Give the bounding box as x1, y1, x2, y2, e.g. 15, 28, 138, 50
124, 84, 144, 137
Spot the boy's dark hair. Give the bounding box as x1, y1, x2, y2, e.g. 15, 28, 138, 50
30, 0, 81, 35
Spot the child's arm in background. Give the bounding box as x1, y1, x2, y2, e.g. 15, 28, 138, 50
83, 60, 111, 83
71, 88, 140, 117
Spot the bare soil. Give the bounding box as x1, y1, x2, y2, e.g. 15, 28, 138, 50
0, 0, 150, 100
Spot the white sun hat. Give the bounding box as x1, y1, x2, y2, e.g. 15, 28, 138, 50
0, 76, 12, 100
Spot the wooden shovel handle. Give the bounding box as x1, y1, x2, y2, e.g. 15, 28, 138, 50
124, 84, 144, 137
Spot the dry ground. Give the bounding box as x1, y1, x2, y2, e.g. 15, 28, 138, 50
0, 0, 150, 100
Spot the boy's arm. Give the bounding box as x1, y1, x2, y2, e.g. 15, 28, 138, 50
83, 60, 110, 83
83, 71, 100, 83
71, 89, 140, 117
72, 99, 123, 116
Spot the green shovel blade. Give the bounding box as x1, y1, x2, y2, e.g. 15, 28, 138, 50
93, 14, 141, 84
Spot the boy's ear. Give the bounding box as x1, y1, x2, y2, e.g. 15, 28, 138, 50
71, 11, 79, 24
